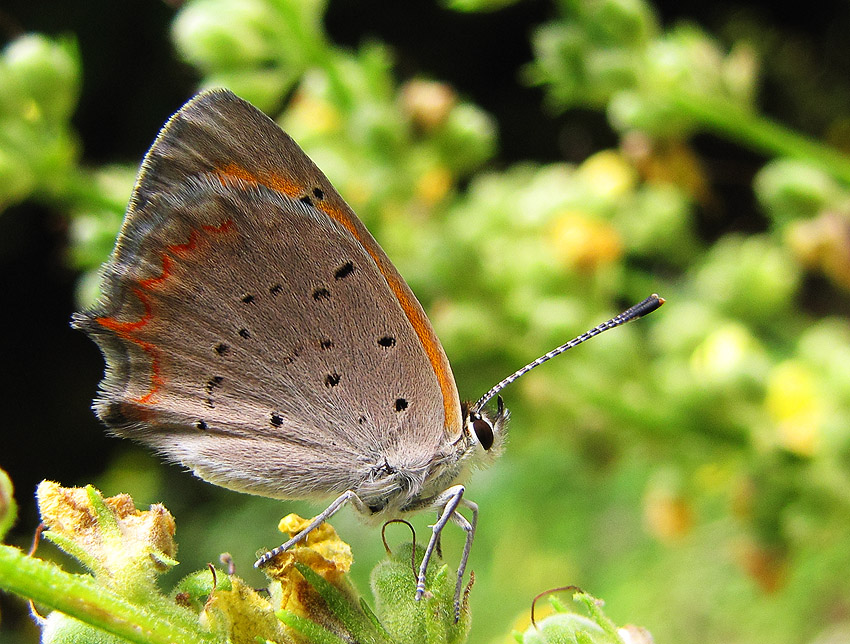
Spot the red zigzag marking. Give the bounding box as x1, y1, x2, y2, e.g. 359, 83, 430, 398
96, 220, 235, 405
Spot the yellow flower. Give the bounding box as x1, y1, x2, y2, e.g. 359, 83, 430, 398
204, 577, 291, 644
689, 323, 760, 383
786, 212, 850, 291
576, 150, 637, 200
548, 211, 623, 272
622, 133, 710, 204
643, 486, 693, 542
36, 481, 176, 583
261, 513, 356, 635
765, 361, 822, 456
416, 165, 453, 205
286, 90, 341, 135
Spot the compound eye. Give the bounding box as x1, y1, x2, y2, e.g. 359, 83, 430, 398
472, 417, 494, 451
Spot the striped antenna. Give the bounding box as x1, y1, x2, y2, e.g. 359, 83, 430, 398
471, 294, 664, 413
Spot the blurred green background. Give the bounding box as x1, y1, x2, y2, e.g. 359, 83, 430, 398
2, 0, 850, 643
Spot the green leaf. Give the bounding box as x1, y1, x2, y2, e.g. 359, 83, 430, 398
294, 561, 393, 644
276, 610, 349, 644
0, 544, 213, 644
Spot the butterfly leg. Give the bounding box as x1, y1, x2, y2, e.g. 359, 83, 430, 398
254, 489, 366, 567
451, 498, 478, 620
415, 485, 477, 620
435, 510, 443, 558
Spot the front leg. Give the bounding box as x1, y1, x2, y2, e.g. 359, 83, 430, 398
415, 485, 477, 621
254, 490, 367, 567
451, 498, 478, 617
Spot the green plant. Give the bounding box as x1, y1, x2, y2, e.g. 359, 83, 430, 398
0, 475, 645, 643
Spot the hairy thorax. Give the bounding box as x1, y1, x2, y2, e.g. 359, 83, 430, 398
354, 440, 473, 519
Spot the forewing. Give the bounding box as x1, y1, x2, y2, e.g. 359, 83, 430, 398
73, 90, 462, 500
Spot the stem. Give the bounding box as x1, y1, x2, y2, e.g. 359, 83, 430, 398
670, 90, 850, 184
0, 545, 212, 644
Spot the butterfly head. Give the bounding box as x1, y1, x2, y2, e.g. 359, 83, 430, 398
459, 395, 509, 468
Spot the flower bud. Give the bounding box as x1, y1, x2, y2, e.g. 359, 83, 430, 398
436, 102, 497, 173
1, 34, 80, 123
371, 543, 470, 644
173, 0, 282, 70
755, 159, 839, 226
401, 79, 457, 131
0, 468, 15, 540
692, 235, 801, 322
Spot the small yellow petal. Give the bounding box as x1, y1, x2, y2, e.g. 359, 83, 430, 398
548, 211, 623, 272
287, 91, 341, 134
262, 514, 355, 622
276, 513, 353, 575
416, 165, 453, 205
765, 361, 822, 456
576, 150, 637, 199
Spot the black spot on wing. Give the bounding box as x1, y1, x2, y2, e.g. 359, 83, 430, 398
205, 376, 224, 408
325, 372, 341, 387
334, 261, 354, 280
205, 376, 223, 393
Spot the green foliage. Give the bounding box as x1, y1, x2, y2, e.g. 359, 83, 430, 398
3, 0, 850, 643
0, 468, 16, 541
0, 34, 81, 209
171, 568, 233, 613
172, 0, 329, 112
0, 479, 477, 644
370, 544, 470, 644
513, 589, 646, 644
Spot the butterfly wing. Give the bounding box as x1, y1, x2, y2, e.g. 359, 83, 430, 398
73, 89, 463, 502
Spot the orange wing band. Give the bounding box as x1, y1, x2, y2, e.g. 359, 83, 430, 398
96, 220, 235, 405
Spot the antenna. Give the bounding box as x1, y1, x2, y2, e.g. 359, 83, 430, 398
471, 294, 664, 413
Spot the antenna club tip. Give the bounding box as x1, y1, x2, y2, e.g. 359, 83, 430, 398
629, 293, 665, 319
